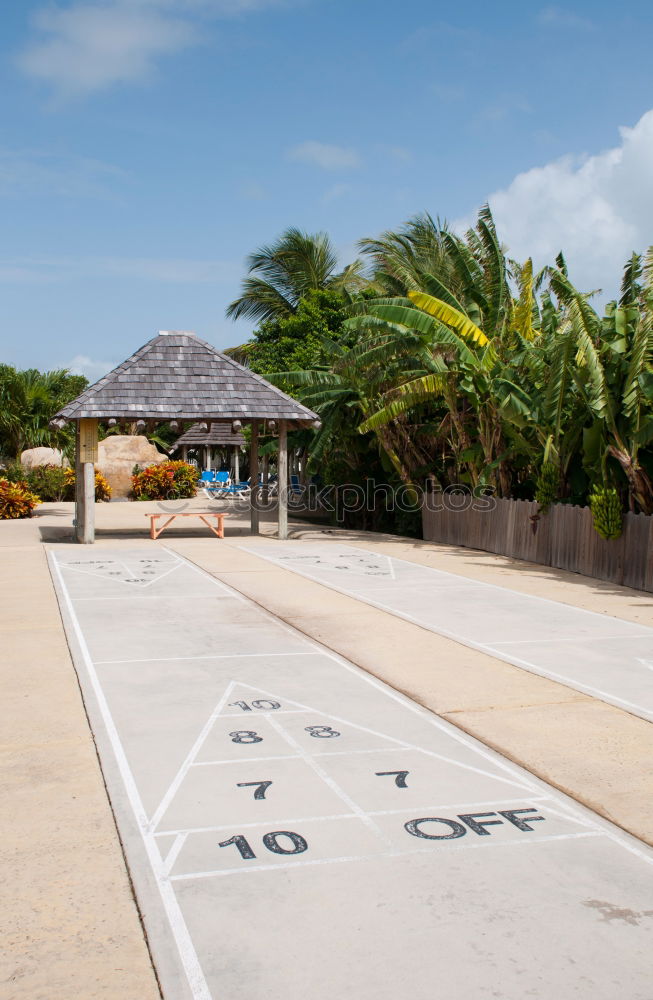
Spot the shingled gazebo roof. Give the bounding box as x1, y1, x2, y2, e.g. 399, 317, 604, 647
54, 330, 318, 425
172, 422, 246, 449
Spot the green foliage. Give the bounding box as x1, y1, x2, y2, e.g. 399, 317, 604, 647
535, 463, 559, 513
1, 464, 112, 502
63, 467, 112, 502
0, 366, 87, 460
131, 461, 199, 501
0, 477, 40, 519
0, 460, 28, 484
226, 228, 356, 323
25, 464, 69, 501
233, 289, 356, 389
589, 486, 623, 540
227, 208, 653, 534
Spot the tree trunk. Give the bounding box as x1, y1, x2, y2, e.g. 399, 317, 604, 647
607, 445, 653, 514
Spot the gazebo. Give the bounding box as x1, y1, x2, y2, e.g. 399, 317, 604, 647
171, 422, 246, 480
51, 330, 319, 543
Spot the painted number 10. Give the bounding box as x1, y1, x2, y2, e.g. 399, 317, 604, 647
229, 700, 281, 712
219, 831, 308, 860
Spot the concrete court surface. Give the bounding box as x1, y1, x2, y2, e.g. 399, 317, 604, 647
244, 541, 653, 722
49, 542, 653, 1000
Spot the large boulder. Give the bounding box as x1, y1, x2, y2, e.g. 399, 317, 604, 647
97, 435, 168, 498
21, 447, 69, 469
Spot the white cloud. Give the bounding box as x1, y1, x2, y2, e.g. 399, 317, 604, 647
459, 109, 653, 299
287, 140, 361, 171
18, 3, 196, 98
17, 0, 291, 98
66, 354, 115, 381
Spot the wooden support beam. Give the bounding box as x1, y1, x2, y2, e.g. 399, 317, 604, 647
250, 420, 259, 535
278, 419, 288, 540
74, 418, 98, 544
233, 445, 240, 484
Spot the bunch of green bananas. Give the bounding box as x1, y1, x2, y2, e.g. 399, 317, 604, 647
589, 486, 623, 540
535, 463, 559, 513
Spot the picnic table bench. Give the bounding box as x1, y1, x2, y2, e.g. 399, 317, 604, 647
146, 511, 229, 540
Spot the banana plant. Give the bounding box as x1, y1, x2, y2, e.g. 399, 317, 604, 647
549, 253, 653, 512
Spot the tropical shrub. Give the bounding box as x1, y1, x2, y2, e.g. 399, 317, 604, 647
0, 477, 40, 519
25, 464, 70, 501
131, 461, 198, 500
590, 486, 623, 540
0, 463, 110, 501
62, 468, 112, 502
0, 460, 29, 484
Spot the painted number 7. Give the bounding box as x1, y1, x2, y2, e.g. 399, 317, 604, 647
236, 780, 272, 800
375, 770, 409, 788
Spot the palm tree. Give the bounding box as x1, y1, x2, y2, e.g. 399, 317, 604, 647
0, 367, 87, 459
359, 212, 457, 296
226, 228, 341, 323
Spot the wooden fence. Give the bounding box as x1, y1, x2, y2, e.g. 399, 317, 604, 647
422, 497, 653, 592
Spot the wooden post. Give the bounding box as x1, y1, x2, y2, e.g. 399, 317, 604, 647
262, 453, 269, 503
250, 420, 259, 535
206, 445, 212, 472
182, 445, 188, 463
234, 446, 240, 484
74, 423, 83, 542
75, 418, 98, 544
278, 419, 288, 540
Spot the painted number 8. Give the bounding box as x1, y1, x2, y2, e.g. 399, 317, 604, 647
304, 725, 340, 738
230, 731, 263, 744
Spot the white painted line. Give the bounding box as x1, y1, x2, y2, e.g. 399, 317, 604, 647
61, 558, 182, 590
148, 682, 238, 833
94, 652, 318, 665
190, 747, 410, 767
49, 552, 213, 1000
164, 833, 188, 874
162, 567, 548, 798
154, 797, 552, 838
480, 643, 653, 719
170, 830, 604, 882
243, 545, 653, 722
73, 594, 216, 602
191, 753, 298, 767
267, 714, 391, 844
223, 678, 534, 794
491, 634, 652, 646
157, 813, 356, 837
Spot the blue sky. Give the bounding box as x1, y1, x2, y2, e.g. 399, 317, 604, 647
1, 0, 652, 379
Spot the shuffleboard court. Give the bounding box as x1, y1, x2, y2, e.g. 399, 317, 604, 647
245, 541, 653, 722
49, 546, 653, 1000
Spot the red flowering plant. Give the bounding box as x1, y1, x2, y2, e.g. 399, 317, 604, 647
131, 461, 199, 501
